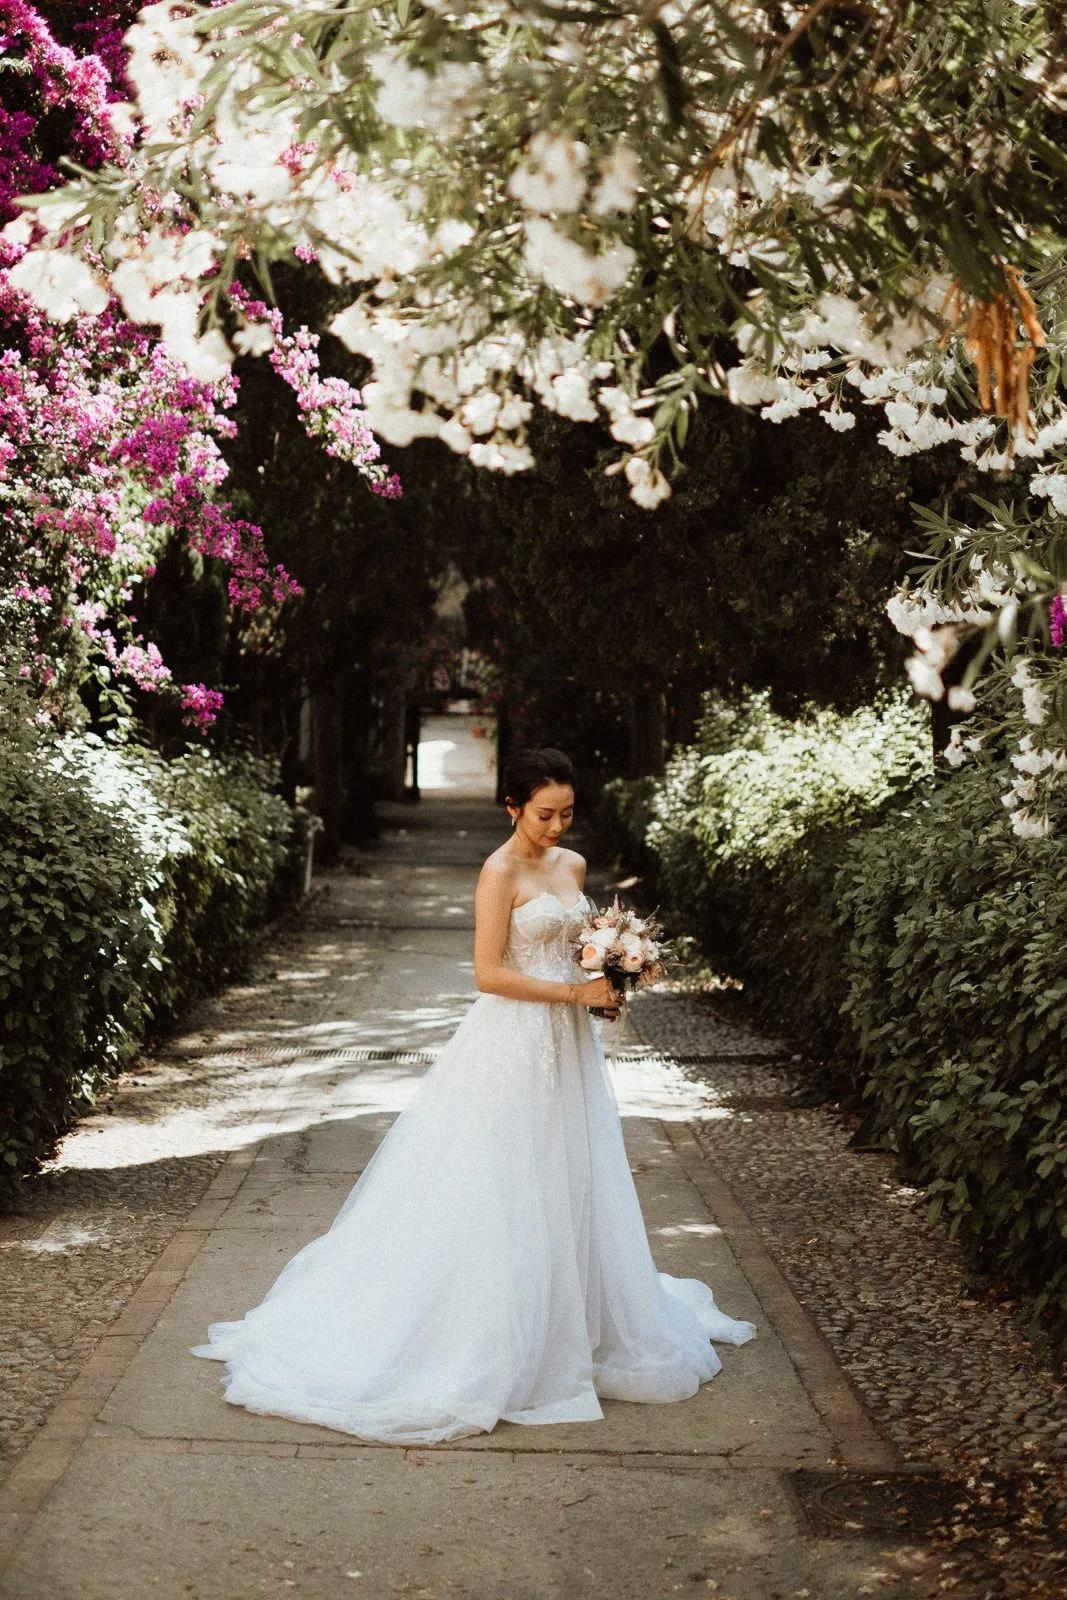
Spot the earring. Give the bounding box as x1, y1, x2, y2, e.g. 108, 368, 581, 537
509, 812, 517, 829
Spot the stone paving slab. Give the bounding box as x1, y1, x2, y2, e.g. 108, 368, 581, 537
0, 1439, 913, 1600
91, 1114, 823, 1465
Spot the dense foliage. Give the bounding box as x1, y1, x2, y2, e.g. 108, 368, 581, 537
607, 696, 1067, 1356
605, 691, 930, 1048
0, 693, 296, 1197
460, 398, 966, 780
15, 0, 1067, 829
838, 770, 1067, 1350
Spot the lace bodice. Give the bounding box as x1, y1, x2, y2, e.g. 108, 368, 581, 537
504, 892, 590, 983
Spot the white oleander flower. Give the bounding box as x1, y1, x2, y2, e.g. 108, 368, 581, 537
762, 382, 819, 424
233, 322, 276, 356
725, 363, 782, 406
467, 439, 535, 473
438, 417, 473, 455
624, 456, 671, 510
886, 590, 989, 638
1009, 809, 1051, 839
509, 133, 589, 215
906, 654, 945, 701
943, 729, 968, 767
165, 326, 232, 383
460, 393, 502, 436
496, 394, 533, 431
369, 48, 484, 138
1029, 470, 1067, 515
1011, 743, 1056, 775
610, 413, 656, 447
1010, 656, 1048, 725
522, 219, 635, 307
2, 215, 34, 248
592, 144, 641, 214
550, 370, 598, 422
8, 249, 108, 320
210, 152, 293, 204
360, 382, 443, 446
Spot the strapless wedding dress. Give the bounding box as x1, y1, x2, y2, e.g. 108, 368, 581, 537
191, 891, 755, 1442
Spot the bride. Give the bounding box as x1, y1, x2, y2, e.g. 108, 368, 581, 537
192, 746, 756, 1442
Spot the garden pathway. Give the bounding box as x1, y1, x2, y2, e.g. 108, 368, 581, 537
0, 792, 1061, 1598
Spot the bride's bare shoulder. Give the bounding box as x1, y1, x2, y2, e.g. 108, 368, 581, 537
556, 846, 586, 882
478, 846, 517, 895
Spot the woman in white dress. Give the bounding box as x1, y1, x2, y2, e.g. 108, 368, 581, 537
192, 747, 755, 1442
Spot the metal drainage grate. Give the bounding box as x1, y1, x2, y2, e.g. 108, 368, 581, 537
173, 1044, 440, 1065
169, 1044, 793, 1071
623, 1050, 793, 1067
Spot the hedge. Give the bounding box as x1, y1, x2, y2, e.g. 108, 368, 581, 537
605, 691, 1067, 1359
0, 708, 300, 1198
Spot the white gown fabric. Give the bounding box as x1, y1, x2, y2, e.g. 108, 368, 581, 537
191, 891, 756, 1443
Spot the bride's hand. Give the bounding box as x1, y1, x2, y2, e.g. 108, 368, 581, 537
574, 977, 623, 1016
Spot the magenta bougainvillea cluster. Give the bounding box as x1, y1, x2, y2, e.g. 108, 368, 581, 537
0, 0, 131, 223
0, 269, 301, 719
1, 2, 398, 730
232, 287, 403, 499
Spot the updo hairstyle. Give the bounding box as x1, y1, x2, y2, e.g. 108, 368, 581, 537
502, 747, 576, 810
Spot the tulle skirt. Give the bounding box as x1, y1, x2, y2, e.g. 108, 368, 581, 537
191, 994, 755, 1443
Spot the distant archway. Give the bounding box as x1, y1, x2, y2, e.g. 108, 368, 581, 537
415, 708, 497, 799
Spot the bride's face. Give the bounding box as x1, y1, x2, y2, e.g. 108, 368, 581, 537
516, 782, 575, 850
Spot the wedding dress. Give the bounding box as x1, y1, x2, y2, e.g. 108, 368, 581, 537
191, 891, 756, 1442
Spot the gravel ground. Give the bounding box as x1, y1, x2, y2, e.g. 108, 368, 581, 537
629, 984, 1067, 1600
0, 1153, 225, 1473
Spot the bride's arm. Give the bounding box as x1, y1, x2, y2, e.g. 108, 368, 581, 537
473, 863, 611, 1007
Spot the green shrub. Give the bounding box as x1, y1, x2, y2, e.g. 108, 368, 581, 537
0, 705, 297, 1198
60, 739, 297, 1028
836, 765, 1067, 1347
606, 691, 930, 1056
0, 717, 158, 1188
610, 691, 1067, 1358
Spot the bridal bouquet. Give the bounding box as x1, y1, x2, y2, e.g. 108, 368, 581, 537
573, 899, 669, 1017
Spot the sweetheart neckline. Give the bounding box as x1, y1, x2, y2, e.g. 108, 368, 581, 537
512, 890, 588, 917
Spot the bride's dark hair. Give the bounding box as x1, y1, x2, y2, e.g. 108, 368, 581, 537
503, 747, 575, 808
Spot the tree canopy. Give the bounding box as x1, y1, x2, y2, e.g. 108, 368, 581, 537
9, 0, 1067, 831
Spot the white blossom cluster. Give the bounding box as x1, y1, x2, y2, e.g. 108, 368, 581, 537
8, 0, 1067, 834
7, 5, 661, 498
689, 156, 848, 273
1001, 728, 1067, 839
940, 658, 1067, 839
11, 0, 1067, 528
